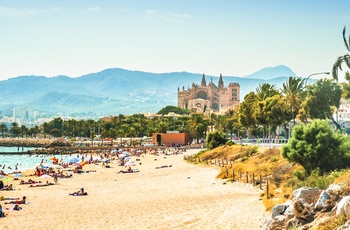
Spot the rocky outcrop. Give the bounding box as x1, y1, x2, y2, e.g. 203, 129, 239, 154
263, 184, 348, 230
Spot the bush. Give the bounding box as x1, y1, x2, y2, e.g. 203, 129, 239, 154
206, 131, 228, 150
226, 140, 235, 146
282, 120, 350, 174
245, 146, 259, 156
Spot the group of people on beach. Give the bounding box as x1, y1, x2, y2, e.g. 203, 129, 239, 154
0, 146, 187, 218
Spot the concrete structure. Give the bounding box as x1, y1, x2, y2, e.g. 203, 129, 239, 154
152, 132, 191, 147
177, 73, 240, 114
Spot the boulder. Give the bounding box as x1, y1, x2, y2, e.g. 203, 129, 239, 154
268, 215, 286, 230
262, 217, 273, 230
336, 196, 350, 218
337, 219, 350, 230
293, 187, 321, 205
293, 199, 314, 222
314, 190, 331, 211
327, 183, 344, 196
271, 200, 292, 218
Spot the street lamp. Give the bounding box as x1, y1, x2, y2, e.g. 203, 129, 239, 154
305, 72, 330, 86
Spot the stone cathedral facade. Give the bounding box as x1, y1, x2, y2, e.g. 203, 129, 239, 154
177, 73, 240, 114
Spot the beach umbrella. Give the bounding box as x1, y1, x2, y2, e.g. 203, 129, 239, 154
124, 162, 136, 167
40, 174, 52, 178
67, 157, 80, 163
51, 164, 63, 169
13, 173, 23, 178
1, 176, 14, 185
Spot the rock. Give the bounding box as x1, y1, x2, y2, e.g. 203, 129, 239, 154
336, 196, 350, 218
327, 183, 344, 196
293, 187, 321, 205
271, 200, 293, 218
315, 190, 331, 211
284, 202, 295, 221
285, 217, 304, 230
293, 199, 314, 222
269, 215, 286, 230
262, 217, 273, 230
337, 219, 350, 230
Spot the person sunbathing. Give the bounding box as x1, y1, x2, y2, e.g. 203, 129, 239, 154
117, 167, 134, 174
1, 184, 13, 190
155, 165, 172, 169
29, 181, 54, 187
69, 188, 87, 196
5, 196, 26, 204
20, 179, 41, 185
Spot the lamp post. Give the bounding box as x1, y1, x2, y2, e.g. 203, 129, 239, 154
305, 72, 330, 86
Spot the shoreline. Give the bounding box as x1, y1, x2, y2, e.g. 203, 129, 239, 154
0, 148, 268, 229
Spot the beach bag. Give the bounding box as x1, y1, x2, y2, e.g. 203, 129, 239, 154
13, 205, 22, 211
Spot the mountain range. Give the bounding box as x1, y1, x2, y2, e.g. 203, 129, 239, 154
0, 65, 298, 118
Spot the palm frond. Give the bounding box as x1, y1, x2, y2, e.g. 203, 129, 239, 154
343, 26, 350, 52
332, 63, 338, 82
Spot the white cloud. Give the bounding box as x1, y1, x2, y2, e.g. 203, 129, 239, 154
144, 9, 190, 23
0, 7, 36, 17
168, 13, 191, 23
85, 7, 101, 13
0, 7, 62, 17
144, 9, 157, 18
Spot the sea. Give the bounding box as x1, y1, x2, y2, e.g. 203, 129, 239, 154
0, 146, 77, 174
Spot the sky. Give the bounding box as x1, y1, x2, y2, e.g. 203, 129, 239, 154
1, 0, 350, 81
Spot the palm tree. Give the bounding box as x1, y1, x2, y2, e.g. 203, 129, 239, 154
332, 26, 350, 82
280, 77, 306, 126
0, 123, 8, 137
10, 122, 20, 137
253, 83, 279, 138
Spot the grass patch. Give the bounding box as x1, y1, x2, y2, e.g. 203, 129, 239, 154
189, 145, 350, 211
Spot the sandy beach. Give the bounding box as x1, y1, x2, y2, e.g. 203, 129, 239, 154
0, 149, 267, 230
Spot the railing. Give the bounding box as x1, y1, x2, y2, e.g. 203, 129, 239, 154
232, 138, 288, 147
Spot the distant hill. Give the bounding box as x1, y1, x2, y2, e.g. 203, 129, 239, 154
0, 66, 297, 118
244, 65, 297, 80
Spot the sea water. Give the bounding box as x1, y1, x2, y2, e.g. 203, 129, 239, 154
0, 147, 76, 174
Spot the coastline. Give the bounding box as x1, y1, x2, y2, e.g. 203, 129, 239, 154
0, 148, 268, 229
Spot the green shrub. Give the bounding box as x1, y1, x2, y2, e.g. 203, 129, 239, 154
270, 156, 278, 162
245, 145, 259, 156
206, 130, 228, 150
226, 140, 235, 146
282, 120, 350, 174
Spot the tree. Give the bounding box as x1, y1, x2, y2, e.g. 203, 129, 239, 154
157, 105, 191, 115
280, 77, 306, 125
0, 123, 9, 137
252, 83, 280, 138
10, 122, 20, 137
281, 120, 350, 174
206, 130, 228, 150
332, 26, 350, 82
301, 79, 342, 130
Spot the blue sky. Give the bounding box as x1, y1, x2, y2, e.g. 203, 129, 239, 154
1, 0, 350, 81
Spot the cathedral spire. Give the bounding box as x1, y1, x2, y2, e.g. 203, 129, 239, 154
201, 73, 206, 86
218, 73, 224, 89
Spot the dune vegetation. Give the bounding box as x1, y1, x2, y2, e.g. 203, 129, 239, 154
187, 144, 350, 212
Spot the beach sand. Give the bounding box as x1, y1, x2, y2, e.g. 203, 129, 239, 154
0, 149, 268, 230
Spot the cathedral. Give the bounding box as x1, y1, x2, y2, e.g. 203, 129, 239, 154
177, 73, 240, 114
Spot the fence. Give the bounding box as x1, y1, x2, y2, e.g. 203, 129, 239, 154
233, 138, 288, 148
184, 155, 272, 198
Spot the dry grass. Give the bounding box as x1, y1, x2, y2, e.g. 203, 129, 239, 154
190, 145, 302, 211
